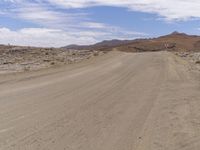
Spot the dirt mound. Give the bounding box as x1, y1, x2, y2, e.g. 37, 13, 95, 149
116, 40, 176, 52
117, 32, 200, 52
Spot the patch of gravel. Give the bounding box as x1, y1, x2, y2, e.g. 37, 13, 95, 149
175, 52, 200, 71
0, 46, 105, 74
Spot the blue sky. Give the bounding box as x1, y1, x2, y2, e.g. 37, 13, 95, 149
1, 0, 200, 47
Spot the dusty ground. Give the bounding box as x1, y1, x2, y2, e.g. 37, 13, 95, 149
0, 51, 200, 150
175, 52, 200, 71
0, 45, 104, 74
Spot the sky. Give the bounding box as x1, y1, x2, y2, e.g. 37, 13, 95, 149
1, 0, 200, 47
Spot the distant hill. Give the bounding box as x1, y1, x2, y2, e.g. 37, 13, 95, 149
2, 32, 200, 53
63, 32, 200, 52
62, 39, 135, 50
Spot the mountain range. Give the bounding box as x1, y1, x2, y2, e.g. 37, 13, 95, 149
63, 32, 200, 52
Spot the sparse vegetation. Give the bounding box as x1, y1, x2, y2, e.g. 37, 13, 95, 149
0, 45, 103, 74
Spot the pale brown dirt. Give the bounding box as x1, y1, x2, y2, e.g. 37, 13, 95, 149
0, 51, 200, 150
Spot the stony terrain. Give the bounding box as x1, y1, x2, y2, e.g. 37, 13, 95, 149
175, 52, 200, 71
0, 45, 104, 74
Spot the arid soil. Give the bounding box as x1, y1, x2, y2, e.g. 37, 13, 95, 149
175, 52, 200, 71
0, 51, 200, 150
0, 45, 104, 74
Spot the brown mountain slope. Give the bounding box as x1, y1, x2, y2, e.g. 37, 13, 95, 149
63, 32, 200, 52
62, 39, 134, 50
116, 32, 200, 52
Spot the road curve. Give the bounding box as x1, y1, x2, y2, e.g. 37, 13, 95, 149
0, 51, 200, 150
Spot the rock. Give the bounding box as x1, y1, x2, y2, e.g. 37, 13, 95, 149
195, 60, 200, 64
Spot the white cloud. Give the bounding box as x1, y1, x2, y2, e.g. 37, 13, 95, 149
0, 27, 96, 47
81, 22, 108, 29
0, 0, 152, 47
0, 27, 145, 47
1, 2, 88, 29
46, 0, 200, 21
5, 0, 200, 23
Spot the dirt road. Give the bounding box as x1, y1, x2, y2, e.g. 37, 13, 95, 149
0, 51, 200, 150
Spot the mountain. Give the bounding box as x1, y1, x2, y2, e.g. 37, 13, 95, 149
62, 39, 134, 50
93, 39, 134, 47
2, 32, 200, 53
63, 32, 200, 52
